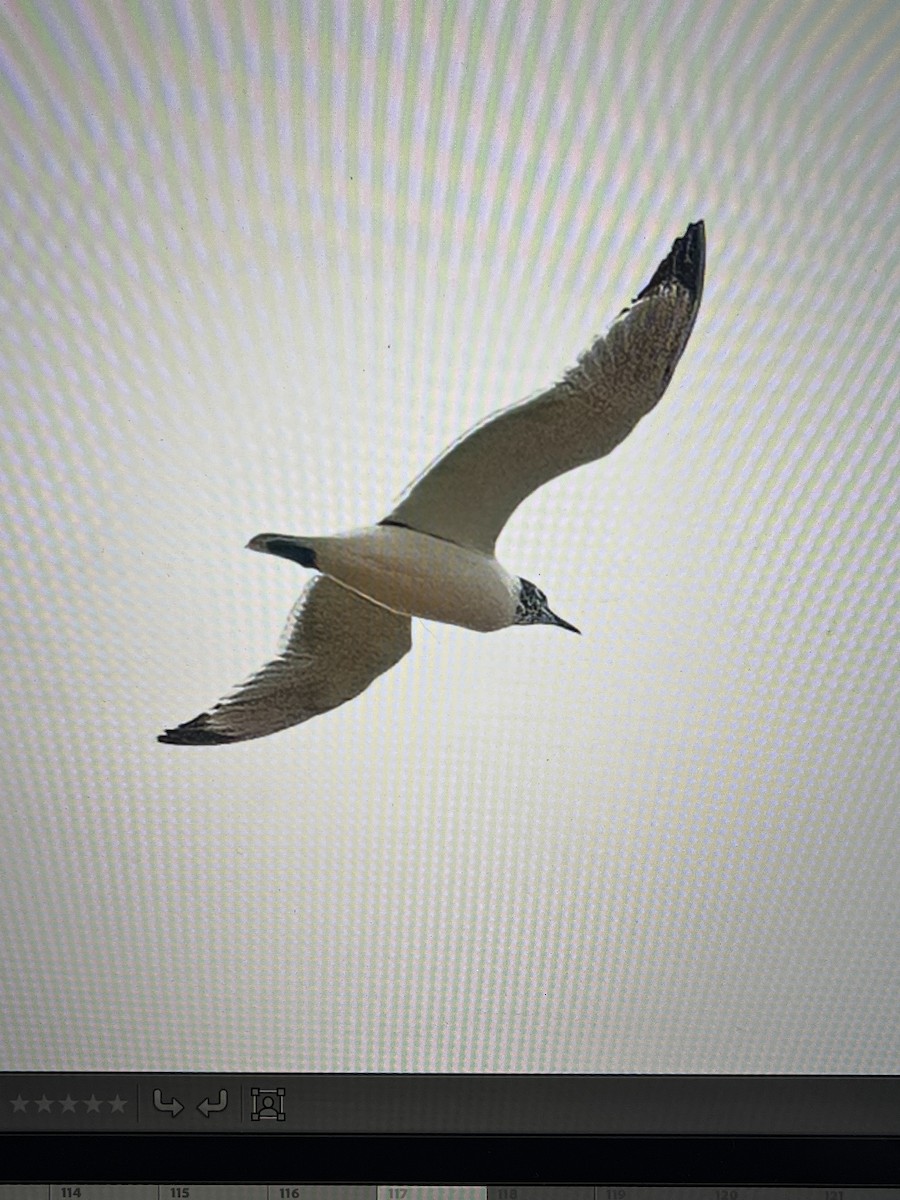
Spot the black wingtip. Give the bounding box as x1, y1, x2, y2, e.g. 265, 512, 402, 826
158, 714, 234, 745
249, 535, 318, 569
636, 219, 706, 302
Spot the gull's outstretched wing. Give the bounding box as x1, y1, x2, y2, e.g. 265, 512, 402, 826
381, 221, 705, 555
158, 575, 412, 745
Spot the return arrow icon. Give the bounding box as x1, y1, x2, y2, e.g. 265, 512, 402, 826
197, 1089, 228, 1117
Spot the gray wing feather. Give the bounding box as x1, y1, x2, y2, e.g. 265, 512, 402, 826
381, 221, 705, 555
158, 575, 412, 744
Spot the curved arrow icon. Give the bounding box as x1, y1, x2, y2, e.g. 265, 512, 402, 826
152, 1089, 184, 1117
198, 1089, 228, 1117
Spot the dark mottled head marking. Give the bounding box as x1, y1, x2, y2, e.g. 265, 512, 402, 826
515, 578, 549, 624
514, 578, 580, 633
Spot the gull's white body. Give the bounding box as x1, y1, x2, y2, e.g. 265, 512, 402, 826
298, 526, 519, 632
159, 220, 706, 745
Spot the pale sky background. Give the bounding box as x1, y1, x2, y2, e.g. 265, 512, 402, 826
0, 0, 898, 1073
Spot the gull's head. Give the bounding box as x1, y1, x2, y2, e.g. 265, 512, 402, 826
514, 578, 580, 633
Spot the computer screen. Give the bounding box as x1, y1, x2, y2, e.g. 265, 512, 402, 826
1, 0, 897, 1189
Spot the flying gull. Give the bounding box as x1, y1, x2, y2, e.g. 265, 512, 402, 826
159, 220, 705, 744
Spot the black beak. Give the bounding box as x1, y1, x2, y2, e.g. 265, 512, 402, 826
547, 610, 581, 634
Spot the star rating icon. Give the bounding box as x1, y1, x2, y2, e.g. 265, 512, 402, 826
8, 1090, 130, 1117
